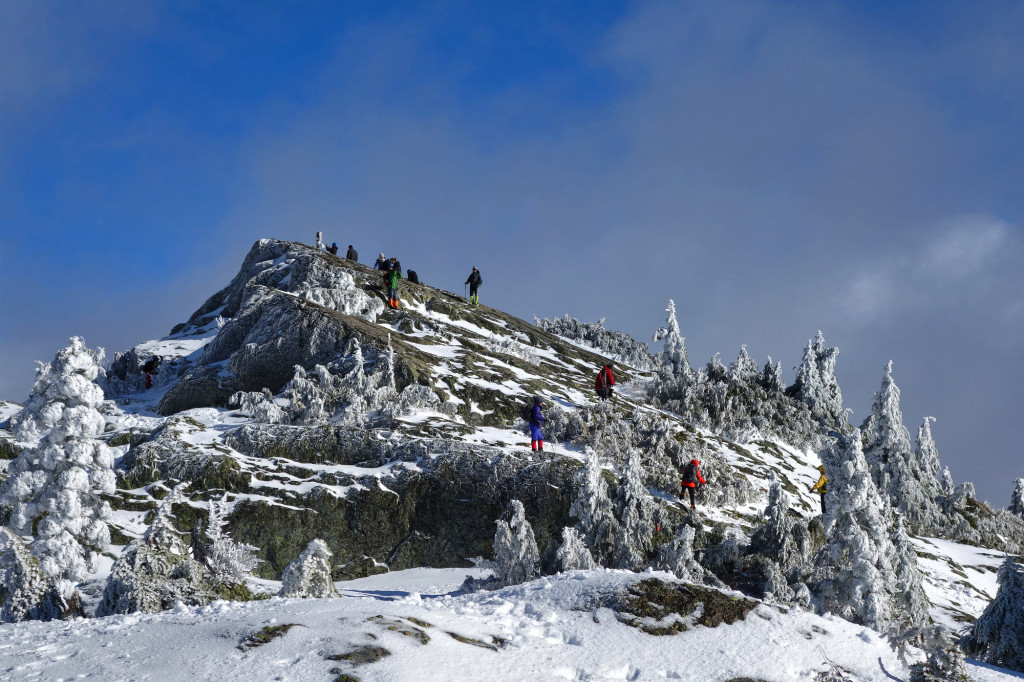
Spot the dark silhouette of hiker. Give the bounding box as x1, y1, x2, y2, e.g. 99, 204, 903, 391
328, 242, 339, 255
465, 267, 482, 304
142, 356, 162, 389
407, 269, 419, 284
346, 245, 358, 262
375, 253, 388, 270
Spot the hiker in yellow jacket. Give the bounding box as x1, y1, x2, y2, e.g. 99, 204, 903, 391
811, 465, 827, 514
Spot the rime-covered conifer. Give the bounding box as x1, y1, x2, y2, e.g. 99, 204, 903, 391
960, 556, 1024, 673
0, 528, 83, 622
750, 474, 796, 568
611, 450, 657, 570
1010, 478, 1024, 519
913, 417, 942, 483
534, 315, 656, 370
791, 332, 846, 430
656, 524, 706, 583
907, 626, 971, 682
0, 338, 115, 582
279, 539, 338, 598
814, 432, 900, 632
203, 495, 262, 584
99, 483, 217, 615
861, 363, 947, 534
653, 300, 689, 375
555, 527, 595, 571
569, 450, 618, 563
759, 356, 786, 395
492, 500, 540, 586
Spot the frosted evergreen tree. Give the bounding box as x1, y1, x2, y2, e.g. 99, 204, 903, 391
652, 300, 689, 375
656, 524, 706, 583
889, 515, 930, 628
99, 483, 217, 615
1010, 479, 1024, 519
611, 450, 657, 570
279, 539, 338, 598
940, 467, 955, 496
569, 450, 619, 564
728, 346, 760, 386
913, 417, 942, 483
0, 338, 115, 582
0, 527, 83, 622
750, 474, 796, 568
555, 527, 595, 571
861, 363, 946, 534
960, 556, 1024, 673
907, 626, 971, 682
814, 432, 900, 632
791, 331, 846, 429
759, 356, 786, 395
203, 495, 262, 585
492, 500, 540, 586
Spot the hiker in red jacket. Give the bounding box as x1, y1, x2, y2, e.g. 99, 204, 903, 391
680, 459, 706, 510
595, 364, 615, 400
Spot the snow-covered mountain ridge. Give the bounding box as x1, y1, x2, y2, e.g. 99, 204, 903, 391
1, 237, 1022, 680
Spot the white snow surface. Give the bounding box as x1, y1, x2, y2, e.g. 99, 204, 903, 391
0, 568, 1018, 681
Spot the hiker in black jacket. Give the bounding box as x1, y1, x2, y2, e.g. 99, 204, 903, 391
346, 245, 358, 261
465, 267, 482, 305
328, 242, 339, 255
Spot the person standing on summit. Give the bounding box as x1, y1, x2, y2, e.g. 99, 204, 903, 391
346, 245, 358, 262
465, 267, 482, 305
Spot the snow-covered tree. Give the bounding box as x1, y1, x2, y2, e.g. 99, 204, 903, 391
492, 500, 540, 586
653, 300, 689, 376
611, 450, 657, 570
907, 625, 971, 682
749, 474, 796, 568
861, 363, 947, 534
229, 388, 288, 424
791, 331, 846, 430
0, 528, 83, 622
656, 524, 706, 583
99, 483, 217, 615
202, 495, 261, 584
0, 338, 115, 582
533, 315, 656, 370
960, 556, 1024, 673
913, 417, 942, 484
569, 450, 618, 564
555, 527, 595, 572
279, 539, 338, 598
814, 432, 917, 633
1010, 478, 1024, 519
889, 515, 930, 628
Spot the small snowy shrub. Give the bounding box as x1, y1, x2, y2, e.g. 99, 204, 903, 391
483, 335, 539, 365
98, 483, 217, 615
492, 500, 540, 586
1010, 478, 1024, 519
0, 528, 83, 622
279, 539, 338, 598
229, 389, 288, 424
0, 338, 115, 582
555, 527, 595, 571
656, 524, 707, 584
203, 495, 262, 584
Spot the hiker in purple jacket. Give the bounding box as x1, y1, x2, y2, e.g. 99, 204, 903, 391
530, 396, 546, 452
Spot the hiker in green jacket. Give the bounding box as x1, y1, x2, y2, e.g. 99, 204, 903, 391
386, 261, 402, 309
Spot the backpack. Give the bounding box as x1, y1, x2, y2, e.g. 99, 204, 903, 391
682, 462, 698, 484
407, 270, 419, 284
522, 403, 533, 423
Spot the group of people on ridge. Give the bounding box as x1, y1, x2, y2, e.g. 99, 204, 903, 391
313, 233, 724, 513
315, 231, 357, 261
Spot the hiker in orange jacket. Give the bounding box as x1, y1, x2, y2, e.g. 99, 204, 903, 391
680, 459, 706, 510
811, 465, 828, 515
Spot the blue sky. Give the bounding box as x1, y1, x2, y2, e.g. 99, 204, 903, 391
1, 1, 1021, 504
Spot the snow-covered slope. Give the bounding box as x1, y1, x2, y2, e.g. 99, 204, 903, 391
1, 568, 1019, 682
